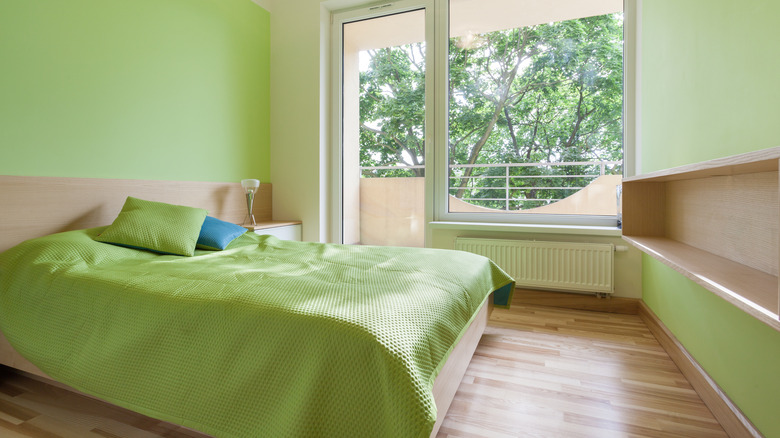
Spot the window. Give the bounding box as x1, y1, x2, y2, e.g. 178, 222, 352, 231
445, 0, 624, 225
334, 0, 626, 245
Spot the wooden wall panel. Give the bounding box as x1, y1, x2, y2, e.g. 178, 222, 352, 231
621, 181, 665, 237
0, 175, 272, 253
666, 172, 779, 276
621, 148, 780, 331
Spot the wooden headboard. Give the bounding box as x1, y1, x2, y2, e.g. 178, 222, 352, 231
0, 175, 272, 253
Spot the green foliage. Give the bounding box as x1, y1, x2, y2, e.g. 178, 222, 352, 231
359, 44, 426, 177
358, 13, 624, 209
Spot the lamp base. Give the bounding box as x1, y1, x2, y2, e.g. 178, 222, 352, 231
241, 214, 257, 231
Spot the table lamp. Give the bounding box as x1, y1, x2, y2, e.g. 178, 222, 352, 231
241, 179, 260, 228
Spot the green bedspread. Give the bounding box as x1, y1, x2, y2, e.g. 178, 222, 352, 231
0, 228, 514, 438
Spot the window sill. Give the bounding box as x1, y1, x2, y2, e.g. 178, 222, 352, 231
428, 221, 623, 237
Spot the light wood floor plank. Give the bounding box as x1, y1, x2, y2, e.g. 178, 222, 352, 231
438, 305, 727, 437
0, 304, 726, 437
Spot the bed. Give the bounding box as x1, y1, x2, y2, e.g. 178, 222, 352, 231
0, 176, 514, 438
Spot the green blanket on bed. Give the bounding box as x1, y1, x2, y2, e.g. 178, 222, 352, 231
0, 228, 514, 438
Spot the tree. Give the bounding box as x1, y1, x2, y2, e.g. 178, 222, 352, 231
358, 12, 624, 210
359, 44, 426, 178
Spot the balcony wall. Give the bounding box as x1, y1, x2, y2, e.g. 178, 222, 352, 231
358, 175, 621, 247
359, 177, 425, 247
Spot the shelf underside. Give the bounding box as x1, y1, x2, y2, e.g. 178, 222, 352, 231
623, 146, 780, 183
624, 236, 780, 332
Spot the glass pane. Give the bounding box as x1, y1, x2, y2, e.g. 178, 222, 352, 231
342, 10, 426, 246
448, 0, 623, 216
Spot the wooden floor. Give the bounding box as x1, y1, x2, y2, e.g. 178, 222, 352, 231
0, 305, 726, 438
437, 305, 726, 437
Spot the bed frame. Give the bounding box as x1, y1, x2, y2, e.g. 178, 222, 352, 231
0, 175, 490, 437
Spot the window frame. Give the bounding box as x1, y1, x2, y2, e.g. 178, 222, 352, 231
433, 0, 631, 228
330, 0, 436, 245
330, 0, 636, 244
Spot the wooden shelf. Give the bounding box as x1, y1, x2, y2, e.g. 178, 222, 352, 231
625, 236, 779, 331
623, 146, 780, 183
623, 146, 780, 332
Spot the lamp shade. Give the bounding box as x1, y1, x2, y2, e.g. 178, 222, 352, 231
241, 179, 260, 193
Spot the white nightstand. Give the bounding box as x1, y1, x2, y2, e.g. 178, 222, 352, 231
250, 221, 302, 241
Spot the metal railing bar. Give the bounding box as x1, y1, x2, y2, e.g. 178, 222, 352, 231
360, 165, 425, 170
449, 161, 622, 169
460, 198, 561, 202
361, 160, 623, 211
360, 161, 623, 171
507, 187, 583, 190
451, 187, 584, 192
449, 174, 602, 180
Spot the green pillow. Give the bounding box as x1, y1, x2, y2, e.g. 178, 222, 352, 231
95, 197, 208, 256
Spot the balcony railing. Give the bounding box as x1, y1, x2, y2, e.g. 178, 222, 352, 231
360, 160, 623, 211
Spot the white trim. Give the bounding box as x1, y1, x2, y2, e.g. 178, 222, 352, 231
631, 0, 642, 176
430, 221, 622, 237
332, 0, 429, 23
423, 1, 439, 248
320, 4, 333, 243
431, 0, 448, 228
435, 211, 620, 227
428, 0, 449, 247
623, 0, 637, 178
329, 6, 341, 243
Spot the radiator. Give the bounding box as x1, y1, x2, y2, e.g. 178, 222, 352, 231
454, 238, 615, 295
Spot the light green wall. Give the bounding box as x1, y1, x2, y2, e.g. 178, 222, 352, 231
641, 1, 780, 436
641, 0, 780, 171
643, 257, 780, 436
0, 0, 270, 183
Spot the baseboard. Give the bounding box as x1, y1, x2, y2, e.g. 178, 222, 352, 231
638, 301, 762, 438
512, 288, 640, 314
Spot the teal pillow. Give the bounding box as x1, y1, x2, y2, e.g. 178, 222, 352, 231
197, 216, 247, 250
95, 197, 208, 256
